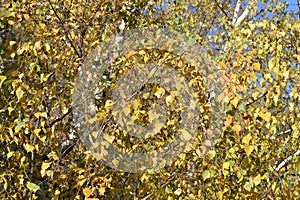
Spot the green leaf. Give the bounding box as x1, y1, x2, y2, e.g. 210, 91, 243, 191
165, 186, 173, 194
238, 103, 247, 112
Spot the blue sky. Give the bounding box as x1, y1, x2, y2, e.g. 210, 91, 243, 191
287, 0, 299, 13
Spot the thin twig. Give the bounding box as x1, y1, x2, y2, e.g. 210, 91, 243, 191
47, 107, 73, 127
47, 0, 81, 57
213, 0, 228, 18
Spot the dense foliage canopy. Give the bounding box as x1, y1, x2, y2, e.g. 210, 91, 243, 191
0, 0, 299, 199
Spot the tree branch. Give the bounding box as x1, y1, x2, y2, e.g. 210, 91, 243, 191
234, 8, 250, 27
232, 0, 242, 25
224, 0, 251, 52
47, 107, 73, 127
275, 149, 300, 172
276, 129, 292, 137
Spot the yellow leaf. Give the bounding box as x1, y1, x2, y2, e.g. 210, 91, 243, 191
252, 174, 261, 186
103, 134, 115, 143
8, 107, 14, 115
195, 149, 202, 157
0, 75, 7, 87
126, 50, 137, 58
252, 91, 260, 99
26, 182, 40, 193
52, 28, 59, 34
23, 143, 35, 152
260, 111, 271, 122
206, 150, 216, 160
223, 161, 230, 170
98, 187, 106, 196
122, 106, 131, 116
23, 14, 30, 20
10, 52, 16, 58
105, 100, 113, 110
41, 162, 51, 178
83, 188, 93, 198
34, 41, 42, 50
8, 20, 14, 25
112, 159, 119, 166
154, 87, 165, 98
249, 23, 256, 30
174, 188, 182, 195
232, 124, 241, 134
41, 162, 51, 170
253, 63, 260, 71
7, 151, 14, 158
9, 41, 16, 46
75, 179, 86, 188
230, 96, 239, 108
131, 99, 142, 110
44, 43, 50, 52
165, 95, 175, 105
16, 87, 24, 101
242, 134, 252, 145
55, 189, 60, 195
224, 117, 232, 128
243, 144, 254, 156
144, 53, 150, 63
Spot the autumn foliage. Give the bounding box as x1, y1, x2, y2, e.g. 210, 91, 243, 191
0, 0, 299, 199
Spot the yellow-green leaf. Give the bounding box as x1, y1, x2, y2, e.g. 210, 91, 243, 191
202, 170, 211, 181
26, 182, 40, 193
154, 87, 165, 98
243, 181, 252, 191
16, 87, 24, 101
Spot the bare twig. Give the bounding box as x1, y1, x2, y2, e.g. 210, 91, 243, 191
213, 0, 228, 18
